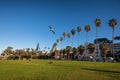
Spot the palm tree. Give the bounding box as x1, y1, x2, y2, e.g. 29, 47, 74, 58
88, 43, 95, 54
71, 28, 76, 47
87, 43, 96, 61
85, 25, 91, 44
66, 46, 72, 59
67, 33, 71, 46
94, 18, 101, 56
78, 45, 85, 60
72, 47, 78, 60
99, 43, 109, 62
108, 19, 117, 59
85, 25, 91, 54
88, 43, 96, 60
77, 26, 82, 47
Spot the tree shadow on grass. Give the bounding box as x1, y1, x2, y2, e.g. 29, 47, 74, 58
81, 68, 120, 74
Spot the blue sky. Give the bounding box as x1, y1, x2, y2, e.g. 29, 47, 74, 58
0, 0, 120, 53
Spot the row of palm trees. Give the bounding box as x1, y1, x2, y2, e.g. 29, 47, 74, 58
55, 18, 117, 54
52, 18, 118, 62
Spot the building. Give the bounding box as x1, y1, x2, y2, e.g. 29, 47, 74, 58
108, 43, 120, 53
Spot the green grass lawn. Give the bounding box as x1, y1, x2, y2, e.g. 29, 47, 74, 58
0, 60, 120, 80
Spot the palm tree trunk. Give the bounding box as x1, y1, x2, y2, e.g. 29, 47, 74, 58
78, 33, 80, 47
78, 33, 80, 54
112, 28, 115, 61
72, 36, 74, 48
64, 38, 65, 49
67, 38, 69, 46
86, 32, 88, 53
96, 27, 98, 56
96, 27, 98, 43
85, 32, 88, 60
86, 32, 88, 45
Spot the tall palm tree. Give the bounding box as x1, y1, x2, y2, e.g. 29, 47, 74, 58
99, 43, 109, 62
71, 28, 76, 47
67, 33, 71, 46
85, 25, 91, 55
85, 25, 91, 44
108, 19, 117, 59
94, 18, 101, 56
77, 26, 82, 47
